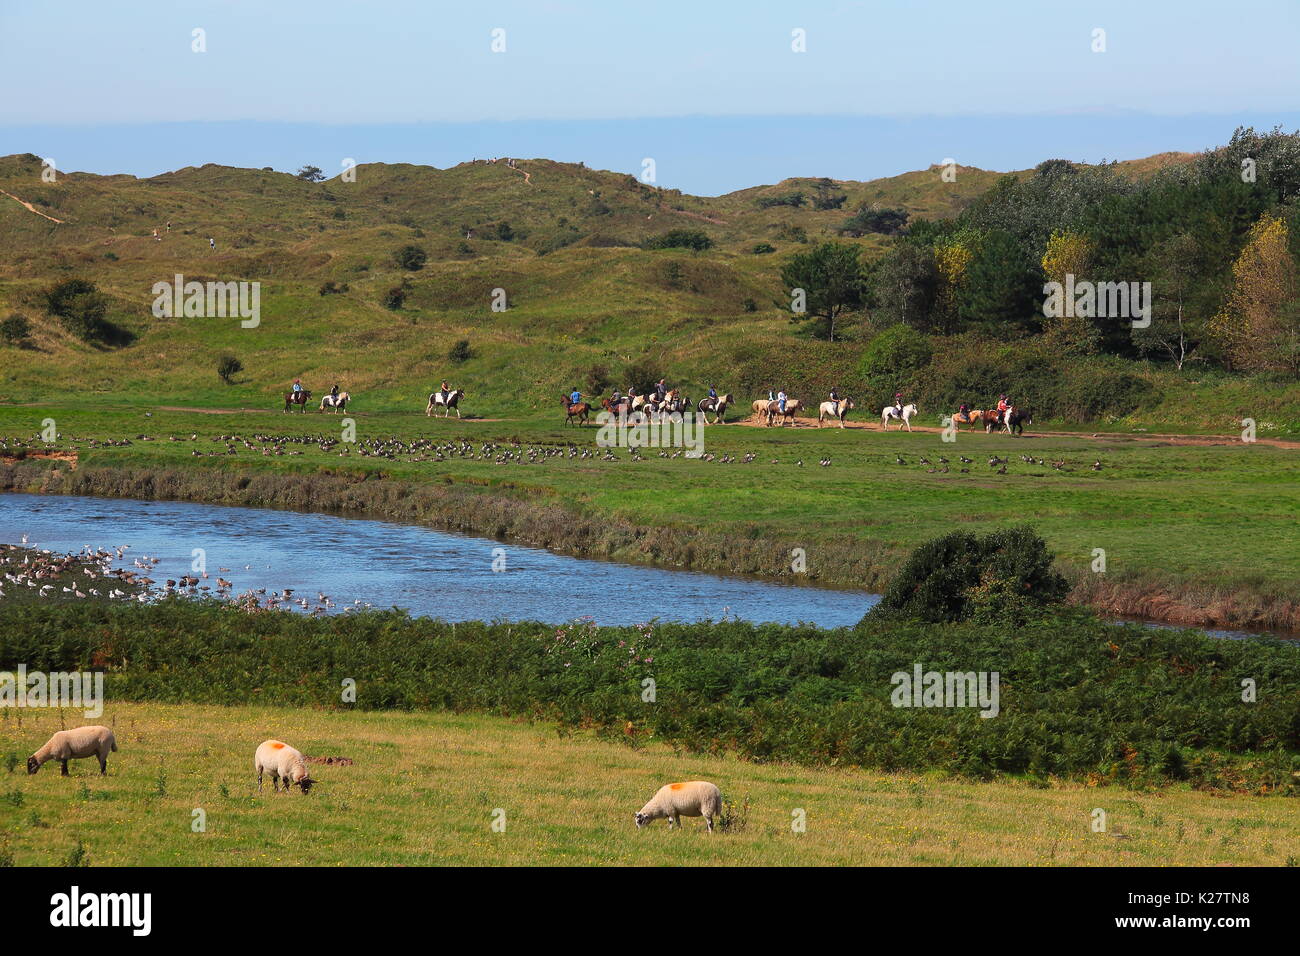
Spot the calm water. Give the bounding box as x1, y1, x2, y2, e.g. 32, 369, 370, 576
0, 493, 876, 627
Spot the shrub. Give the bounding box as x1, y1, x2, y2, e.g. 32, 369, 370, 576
644, 229, 713, 251
318, 280, 349, 296
43, 279, 129, 345
756, 192, 804, 209
623, 358, 666, 394
858, 325, 933, 385
383, 287, 406, 310
875, 526, 1069, 623
752, 242, 776, 255
393, 245, 428, 271
448, 339, 473, 363
584, 364, 612, 394
217, 355, 243, 384
1, 314, 31, 346
841, 205, 909, 237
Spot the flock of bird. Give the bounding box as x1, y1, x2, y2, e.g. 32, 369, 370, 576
896, 452, 1106, 475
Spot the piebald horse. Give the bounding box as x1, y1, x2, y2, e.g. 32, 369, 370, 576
320, 392, 350, 413
880, 402, 918, 431
817, 398, 855, 428
426, 388, 466, 418
755, 398, 802, 426
697, 393, 733, 424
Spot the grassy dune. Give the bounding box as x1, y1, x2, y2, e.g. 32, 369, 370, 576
1, 703, 1294, 867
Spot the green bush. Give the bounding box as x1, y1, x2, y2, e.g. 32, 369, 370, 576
644, 229, 713, 251
393, 245, 428, 271
217, 355, 243, 384
1, 314, 31, 345
875, 526, 1069, 624
448, 339, 473, 363
857, 325, 933, 389
42, 279, 130, 346
383, 287, 406, 310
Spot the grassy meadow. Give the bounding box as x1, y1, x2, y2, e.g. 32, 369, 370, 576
1, 702, 1294, 867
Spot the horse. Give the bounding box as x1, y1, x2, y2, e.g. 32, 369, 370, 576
697, 393, 732, 424
817, 398, 855, 428
1006, 407, 1033, 436
952, 408, 984, 431
320, 391, 350, 413
284, 389, 312, 413
881, 402, 918, 431
562, 396, 590, 426
765, 398, 802, 426
426, 388, 466, 418
601, 396, 637, 421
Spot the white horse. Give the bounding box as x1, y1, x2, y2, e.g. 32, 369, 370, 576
881, 402, 918, 431
426, 388, 466, 418
319, 391, 350, 412
818, 398, 855, 428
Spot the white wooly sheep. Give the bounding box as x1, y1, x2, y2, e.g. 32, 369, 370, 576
27, 725, 118, 776
635, 781, 723, 832
254, 740, 315, 794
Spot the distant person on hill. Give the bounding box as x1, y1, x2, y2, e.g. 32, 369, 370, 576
209, 237, 216, 251
152, 227, 160, 241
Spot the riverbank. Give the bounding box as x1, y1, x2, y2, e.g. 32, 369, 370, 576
3, 454, 1298, 634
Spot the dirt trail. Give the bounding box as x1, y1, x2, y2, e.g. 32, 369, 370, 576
733, 414, 1300, 449
0, 189, 65, 223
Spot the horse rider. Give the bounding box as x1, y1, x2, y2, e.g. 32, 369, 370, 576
292, 378, 304, 395
777, 389, 788, 415
569, 387, 582, 408
439, 380, 452, 405
654, 379, 668, 403
330, 383, 340, 402
706, 384, 718, 410
958, 401, 971, 422
829, 386, 841, 417
893, 391, 904, 415
609, 388, 623, 414
996, 393, 1011, 425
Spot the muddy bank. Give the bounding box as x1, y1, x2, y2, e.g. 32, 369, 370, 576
2, 458, 1295, 634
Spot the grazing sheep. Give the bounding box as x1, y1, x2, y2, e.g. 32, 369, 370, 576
27, 726, 117, 776
254, 740, 315, 794
635, 781, 723, 832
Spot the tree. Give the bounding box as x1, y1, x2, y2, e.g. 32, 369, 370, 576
869, 241, 938, 331
296, 165, 325, 182
1209, 215, 1300, 374
932, 237, 975, 335
958, 231, 1041, 334
44, 278, 112, 343
1133, 233, 1202, 369
780, 242, 865, 341
857, 325, 932, 392
1040, 229, 1101, 355
393, 245, 428, 271
217, 355, 243, 384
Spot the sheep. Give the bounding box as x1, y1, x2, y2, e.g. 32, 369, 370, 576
27, 725, 117, 776
635, 781, 723, 832
254, 740, 315, 794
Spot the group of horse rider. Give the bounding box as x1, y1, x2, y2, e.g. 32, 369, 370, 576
291, 378, 343, 402
572, 378, 703, 412
957, 393, 1017, 425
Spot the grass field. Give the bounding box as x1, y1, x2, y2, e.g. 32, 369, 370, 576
2, 702, 1294, 867
3, 401, 1297, 629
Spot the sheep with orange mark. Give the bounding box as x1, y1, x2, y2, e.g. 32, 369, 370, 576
635, 780, 723, 832
254, 740, 315, 794
27, 725, 118, 776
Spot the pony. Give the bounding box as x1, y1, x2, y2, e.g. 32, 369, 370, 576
562, 396, 590, 426
767, 398, 802, 426
881, 402, 918, 431
1006, 407, 1033, 436
320, 391, 350, 413
284, 389, 312, 413
426, 388, 466, 418
818, 397, 855, 428
697, 393, 733, 424
951, 408, 984, 431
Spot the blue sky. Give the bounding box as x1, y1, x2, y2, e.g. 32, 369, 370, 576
2, 0, 1298, 194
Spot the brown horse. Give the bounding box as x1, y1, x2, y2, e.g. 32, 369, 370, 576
283, 389, 312, 413
952, 409, 984, 432
563, 396, 590, 426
